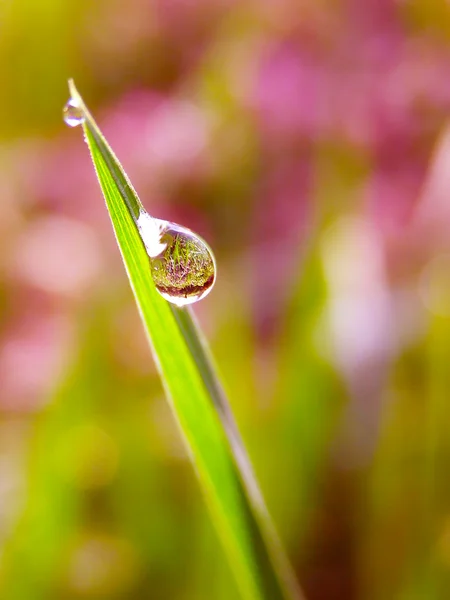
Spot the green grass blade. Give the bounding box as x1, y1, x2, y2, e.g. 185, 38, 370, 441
67, 80, 304, 600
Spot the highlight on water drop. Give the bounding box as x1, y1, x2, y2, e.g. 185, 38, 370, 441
63, 98, 85, 127
137, 212, 216, 306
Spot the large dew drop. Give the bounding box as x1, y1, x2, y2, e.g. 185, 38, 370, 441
137, 212, 216, 306
63, 98, 85, 127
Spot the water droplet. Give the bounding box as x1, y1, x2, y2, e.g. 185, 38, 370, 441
63, 98, 85, 127
137, 212, 216, 306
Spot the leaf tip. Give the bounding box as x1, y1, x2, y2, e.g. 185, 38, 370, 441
68, 79, 80, 103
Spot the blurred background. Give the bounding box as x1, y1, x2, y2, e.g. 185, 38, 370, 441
1, 0, 450, 598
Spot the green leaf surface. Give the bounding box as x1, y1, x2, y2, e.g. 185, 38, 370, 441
68, 80, 303, 600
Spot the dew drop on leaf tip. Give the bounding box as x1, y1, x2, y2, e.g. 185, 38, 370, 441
63, 98, 85, 127
137, 211, 216, 307
63, 92, 216, 306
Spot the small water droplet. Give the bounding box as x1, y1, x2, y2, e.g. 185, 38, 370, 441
137, 212, 216, 306
63, 98, 85, 127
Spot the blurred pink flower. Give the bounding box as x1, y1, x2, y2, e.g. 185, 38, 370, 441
0, 314, 74, 410
12, 215, 103, 298
252, 41, 325, 141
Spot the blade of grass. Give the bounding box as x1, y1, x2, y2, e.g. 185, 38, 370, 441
67, 80, 304, 600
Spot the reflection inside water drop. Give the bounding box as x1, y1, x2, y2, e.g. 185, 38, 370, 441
137, 212, 216, 306
63, 98, 85, 127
